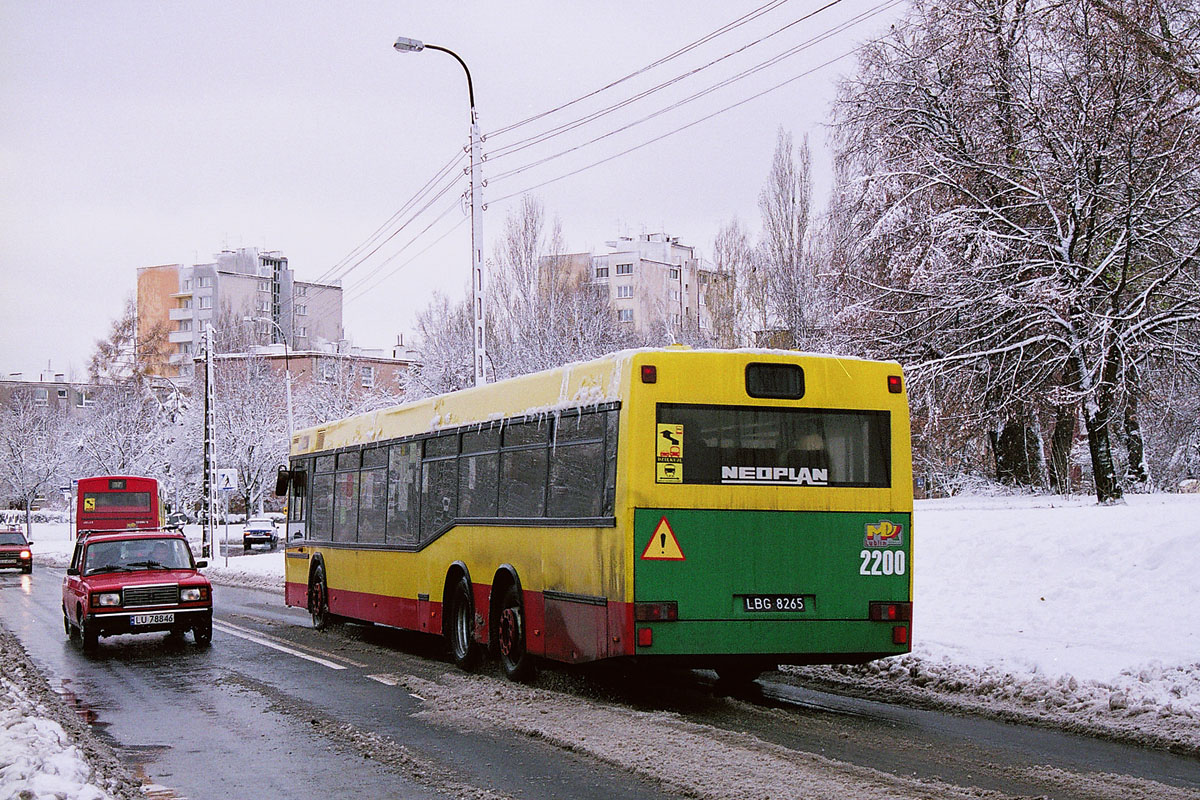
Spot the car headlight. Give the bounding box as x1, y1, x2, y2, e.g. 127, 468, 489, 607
96, 592, 121, 607
19, 549, 30, 559
180, 587, 202, 602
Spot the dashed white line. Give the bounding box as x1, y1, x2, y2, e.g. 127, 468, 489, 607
213, 621, 347, 669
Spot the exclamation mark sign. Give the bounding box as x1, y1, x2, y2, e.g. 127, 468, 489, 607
660, 532, 666, 550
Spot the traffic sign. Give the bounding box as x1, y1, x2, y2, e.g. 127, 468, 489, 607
216, 469, 238, 492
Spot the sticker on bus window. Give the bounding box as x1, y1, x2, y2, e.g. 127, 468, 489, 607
656, 424, 683, 483
83, 497, 95, 511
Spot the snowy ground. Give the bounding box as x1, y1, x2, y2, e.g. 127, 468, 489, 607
4, 493, 1199, 797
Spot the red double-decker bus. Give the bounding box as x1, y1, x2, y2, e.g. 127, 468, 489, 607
76, 476, 162, 536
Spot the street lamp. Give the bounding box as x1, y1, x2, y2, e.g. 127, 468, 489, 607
394, 35, 487, 386
244, 316, 295, 436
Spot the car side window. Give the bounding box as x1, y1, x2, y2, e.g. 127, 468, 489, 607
69, 543, 82, 572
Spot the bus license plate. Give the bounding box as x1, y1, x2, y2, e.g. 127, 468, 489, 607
131, 613, 174, 625
742, 595, 805, 612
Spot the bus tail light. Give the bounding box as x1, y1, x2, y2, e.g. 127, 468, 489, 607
892, 625, 909, 645
641, 365, 657, 383
887, 375, 903, 393
637, 628, 653, 647
634, 601, 678, 621
869, 601, 912, 621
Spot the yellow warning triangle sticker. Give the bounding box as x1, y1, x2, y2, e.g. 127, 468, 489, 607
641, 517, 685, 561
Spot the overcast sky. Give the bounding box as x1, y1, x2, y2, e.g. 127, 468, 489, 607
0, 1, 902, 380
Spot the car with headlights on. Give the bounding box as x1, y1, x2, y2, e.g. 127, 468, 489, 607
62, 530, 211, 650
0, 528, 33, 573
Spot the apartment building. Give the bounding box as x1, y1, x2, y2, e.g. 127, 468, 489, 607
0, 369, 100, 416
547, 233, 717, 334
214, 340, 416, 395
137, 248, 343, 378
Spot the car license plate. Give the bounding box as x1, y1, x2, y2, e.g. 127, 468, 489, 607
742, 595, 806, 612
131, 613, 174, 625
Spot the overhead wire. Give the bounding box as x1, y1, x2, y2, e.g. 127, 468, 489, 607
485, 0, 845, 162
485, 0, 795, 139
487, 0, 902, 187
344, 213, 469, 305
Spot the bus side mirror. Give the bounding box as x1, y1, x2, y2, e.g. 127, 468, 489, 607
274, 467, 291, 497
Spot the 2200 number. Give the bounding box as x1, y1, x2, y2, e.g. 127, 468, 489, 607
859, 549, 906, 576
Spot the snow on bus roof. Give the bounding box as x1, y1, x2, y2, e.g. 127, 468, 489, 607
290, 347, 897, 454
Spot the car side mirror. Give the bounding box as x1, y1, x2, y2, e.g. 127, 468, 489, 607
66, 567, 78, 576
195, 560, 208, 568
26, 540, 34, 545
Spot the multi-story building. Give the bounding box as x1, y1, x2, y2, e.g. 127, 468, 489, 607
546, 233, 717, 334
137, 248, 344, 378
213, 341, 417, 397
0, 369, 99, 416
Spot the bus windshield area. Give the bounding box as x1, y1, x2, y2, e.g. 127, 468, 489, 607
658, 403, 891, 488
82, 492, 152, 511
83, 538, 193, 575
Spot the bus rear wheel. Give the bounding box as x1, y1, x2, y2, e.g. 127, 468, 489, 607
447, 576, 481, 671
309, 563, 334, 630
497, 584, 534, 682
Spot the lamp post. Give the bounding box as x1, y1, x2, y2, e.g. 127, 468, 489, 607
244, 316, 295, 436
394, 35, 487, 386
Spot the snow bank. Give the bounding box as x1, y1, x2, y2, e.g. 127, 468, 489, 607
786, 493, 1200, 753
0, 624, 139, 800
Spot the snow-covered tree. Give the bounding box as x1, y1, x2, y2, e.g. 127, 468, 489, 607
213, 356, 289, 515
0, 391, 73, 535
830, 0, 1200, 502
88, 296, 171, 383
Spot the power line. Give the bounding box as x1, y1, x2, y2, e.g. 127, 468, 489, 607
487, 42, 873, 206
485, 0, 795, 139
344, 213, 470, 305
488, 0, 901, 187
486, 0, 845, 163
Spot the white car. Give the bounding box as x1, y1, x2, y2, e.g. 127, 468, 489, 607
242, 517, 278, 551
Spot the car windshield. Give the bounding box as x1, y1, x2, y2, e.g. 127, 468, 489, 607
0, 532, 27, 546
83, 538, 193, 575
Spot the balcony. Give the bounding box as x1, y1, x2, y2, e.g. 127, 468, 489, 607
168, 330, 194, 344
169, 308, 194, 321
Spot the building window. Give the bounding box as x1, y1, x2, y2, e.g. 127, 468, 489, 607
320, 360, 337, 383
668, 268, 680, 280
669, 313, 681, 326
178, 319, 192, 332
178, 342, 192, 355
669, 289, 680, 302
295, 285, 308, 296
198, 296, 212, 310
258, 280, 270, 292
594, 266, 609, 279
33, 388, 48, 406
297, 305, 308, 316
178, 298, 192, 309
616, 285, 633, 298
76, 389, 93, 408
197, 276, 213, 288
256, 298, 270, 312
618, 309, 634, 323
296, 326, 307, 337
616, 263, 633, 275
361, 365, 375, 388
57, 388, 68, 400
181, 279, 192, 291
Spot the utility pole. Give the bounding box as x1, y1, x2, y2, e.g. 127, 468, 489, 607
200, 324, 217, 559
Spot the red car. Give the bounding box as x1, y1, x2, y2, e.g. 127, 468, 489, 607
62, 530, 212, 650
0, 528, 33, 573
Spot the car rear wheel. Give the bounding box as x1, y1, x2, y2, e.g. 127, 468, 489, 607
63, 610, 74, 639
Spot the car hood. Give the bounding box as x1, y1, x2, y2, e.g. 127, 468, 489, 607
74, 569, 210, 589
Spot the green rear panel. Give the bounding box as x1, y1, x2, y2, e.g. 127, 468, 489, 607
633, 508, 911, 659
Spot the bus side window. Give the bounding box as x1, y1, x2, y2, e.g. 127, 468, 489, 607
386, 441, 420, 546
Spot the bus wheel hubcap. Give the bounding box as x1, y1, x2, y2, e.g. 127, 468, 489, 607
500, 608, 521, 656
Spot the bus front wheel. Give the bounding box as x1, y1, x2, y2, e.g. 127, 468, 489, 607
447, 576, 482, 671
497, 584, 535, 682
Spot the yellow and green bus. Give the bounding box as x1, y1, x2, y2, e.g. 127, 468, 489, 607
278, 347, 913, 682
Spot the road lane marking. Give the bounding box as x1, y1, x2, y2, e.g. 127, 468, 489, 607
367, 673, 400, 686
213, 621, 347, 669
219, 617, 368, 667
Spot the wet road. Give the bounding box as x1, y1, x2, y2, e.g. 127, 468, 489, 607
1, 568, 683, 800
3, 566, 1199, 799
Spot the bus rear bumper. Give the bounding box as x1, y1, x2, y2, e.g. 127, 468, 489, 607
629, 619, 912, 663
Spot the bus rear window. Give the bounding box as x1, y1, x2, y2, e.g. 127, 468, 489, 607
657, 403, 891, 488
82, 492, 152, 510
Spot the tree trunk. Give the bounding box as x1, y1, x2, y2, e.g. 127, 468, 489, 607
993, 410, 1043, 487
1049, 403, 1077, 494
1122, 366, 1150, 490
